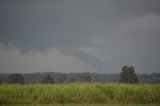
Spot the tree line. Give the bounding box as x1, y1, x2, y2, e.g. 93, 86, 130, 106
0, 66, 139, 84
5, 73, 91, 84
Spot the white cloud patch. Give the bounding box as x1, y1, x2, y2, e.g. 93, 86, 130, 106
0, 44, 95, 73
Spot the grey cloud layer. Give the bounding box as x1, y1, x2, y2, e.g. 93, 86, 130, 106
0, 0, 160, 73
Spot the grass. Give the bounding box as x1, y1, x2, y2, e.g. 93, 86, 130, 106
1, 103, 160, 106
0, 83, 160, 105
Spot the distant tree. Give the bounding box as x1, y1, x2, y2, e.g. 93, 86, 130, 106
78, 74, 91, 82
68, 77, 75, 83
0, 80, 1, 84
120, 66, 139, 83
8, 74, 24, 84
41, 74, 54, 84
57, 74, 66, 83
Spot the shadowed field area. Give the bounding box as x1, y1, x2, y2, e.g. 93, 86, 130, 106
0, 83, 160, 105
1, 103, 160, 106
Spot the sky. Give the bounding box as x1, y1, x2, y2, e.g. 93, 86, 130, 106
0, 0, 160, 74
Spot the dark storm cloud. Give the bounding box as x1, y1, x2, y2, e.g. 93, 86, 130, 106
0, 0, 98, 50
2, 0, 160, 50
0, 0, 160, 73
0, 0, 111, 71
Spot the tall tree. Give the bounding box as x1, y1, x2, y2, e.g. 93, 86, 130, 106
8, 74, 24, 84
41, 74, 54, 84
120, 66, 139, 83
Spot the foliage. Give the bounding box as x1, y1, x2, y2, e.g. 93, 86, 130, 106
120, 66, 139, 83
41, 74, 54, 84
0, 83, 160, 104
7, 74, 24, 84
1, 72, 160, 84
78, 74, 91, 82
57, 74, 66, 83
2, 103, 160, 106
68, 77, 75, 83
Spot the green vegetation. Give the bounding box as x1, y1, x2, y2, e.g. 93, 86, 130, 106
120, 66, 139, 83
7, 74, 24, 84
0, 83, 160, 105
2, 103, 160, 106
78, 74, 91, 82
1, 72, 160, 84
41, 74, 55, 84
